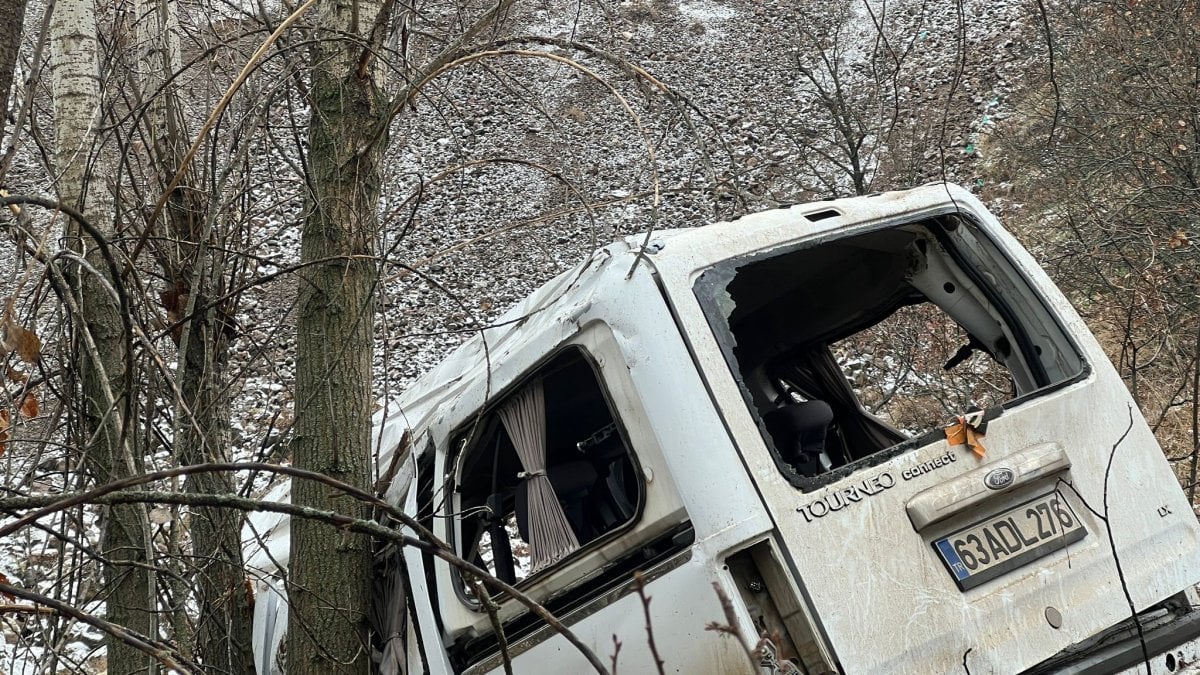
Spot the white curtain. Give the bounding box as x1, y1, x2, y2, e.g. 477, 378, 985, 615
499, 379, 580, 571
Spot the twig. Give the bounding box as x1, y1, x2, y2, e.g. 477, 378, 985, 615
609, 634, 622, 675
633, 572, 665, 675
377, 0, 517, 145
1060, 409, 1151, 673
0, 461, 434, 543
0, 0, 54, 184
384, 47, 662, 279
0, 581, 197, 672
935, 0, 968, 189
0, 604, 56, 615
1034, 0, 1062, 148
137, 0, 318, 268
705, 582, 760, 673
471, 574, 514, 675
0, 469, 610, 674
1188, 316, 1199, 504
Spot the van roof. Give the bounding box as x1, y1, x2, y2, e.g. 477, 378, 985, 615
373, 183, 977, 470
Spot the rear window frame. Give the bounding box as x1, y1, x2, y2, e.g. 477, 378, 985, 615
691, 208, 1091, 492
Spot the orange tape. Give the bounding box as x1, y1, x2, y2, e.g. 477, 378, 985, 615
944, 416, 987, 459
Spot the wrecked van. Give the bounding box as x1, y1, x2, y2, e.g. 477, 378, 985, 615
249, 184, 1200, 674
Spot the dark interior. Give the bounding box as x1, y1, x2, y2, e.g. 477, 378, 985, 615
698, 220, 1025, 484
724, 228, 930, 474
454, 349, 641, 585
726, 228, 923, 369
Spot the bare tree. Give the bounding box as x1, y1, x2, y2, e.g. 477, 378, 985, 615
287, 0, 396, 669
0, 0, 27, 145
987, 0, 1199, 476
50, 0, 153, 671
132, 0, 256, 668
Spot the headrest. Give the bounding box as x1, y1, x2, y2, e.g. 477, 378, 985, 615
763, 400, 834, 443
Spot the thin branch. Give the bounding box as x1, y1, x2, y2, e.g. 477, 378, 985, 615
0, 467, 610, 674
470, 574, 514, 675
1034, 0, 1062, 147
0, 604, 57, 615
1102, 406, 1151, 673
632, 572, 665, 675
1189, 314, 1199, 503
609, 634, 622, 675
138, 0, 318, 266
705, 582, 760, 673
0, 581, 198, 673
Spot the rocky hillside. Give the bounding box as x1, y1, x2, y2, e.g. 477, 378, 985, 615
308, 0, 1043, 429
0, 0, 1058, 668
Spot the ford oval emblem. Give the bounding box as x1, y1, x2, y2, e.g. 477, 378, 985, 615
984, 467, 1015, 490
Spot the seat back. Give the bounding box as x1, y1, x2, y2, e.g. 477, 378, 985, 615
763, 400, 835, 475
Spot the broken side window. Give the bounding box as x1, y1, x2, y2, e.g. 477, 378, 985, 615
449, 347, 642, 590
694, 213, 1085, 489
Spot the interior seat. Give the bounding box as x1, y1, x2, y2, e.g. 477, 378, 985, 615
763, 400, 835, 476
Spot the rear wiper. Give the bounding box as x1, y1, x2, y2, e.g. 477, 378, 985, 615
944, 334, 991, 371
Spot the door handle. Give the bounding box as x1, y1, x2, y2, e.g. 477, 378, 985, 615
906, 443, 1070, 531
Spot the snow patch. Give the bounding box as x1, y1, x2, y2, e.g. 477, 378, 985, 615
677, 0, 736, 40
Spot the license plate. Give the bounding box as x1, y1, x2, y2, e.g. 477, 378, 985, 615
933, 491, 1087, 590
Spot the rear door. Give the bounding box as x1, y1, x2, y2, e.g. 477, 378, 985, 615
649, 186, 1200, 673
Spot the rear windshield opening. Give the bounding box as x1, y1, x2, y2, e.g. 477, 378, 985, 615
695, 214, 1084, 488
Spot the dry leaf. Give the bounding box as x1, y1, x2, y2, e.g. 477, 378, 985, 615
0, 572, 14, 601
0, 409, 9, 456
6, 367, 27, 384
0, 188, 19, 218
19, 393, 39, 419
1, 301, 41, 364
8, 324, 40, 363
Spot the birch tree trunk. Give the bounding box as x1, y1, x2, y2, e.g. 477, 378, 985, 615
136, 0, 254, 669
287, 0, 391, 670
51, 0, 154, 672
0, 0, 27, 145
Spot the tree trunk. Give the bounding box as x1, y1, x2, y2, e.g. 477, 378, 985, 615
287, 0, 391, 671
136, 0, 255, 668
51, 0, 154, 672
177, 308, 255, 672
0, 0, 28, 145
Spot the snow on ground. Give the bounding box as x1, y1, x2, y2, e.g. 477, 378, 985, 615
0, 0, 1041, 669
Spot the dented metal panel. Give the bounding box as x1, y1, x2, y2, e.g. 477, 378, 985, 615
249, 184, 1200, 675
412, 249, 779, 672
645, 184, 1200, 673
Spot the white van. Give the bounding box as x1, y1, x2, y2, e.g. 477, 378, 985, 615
250, 184, 1200, 674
